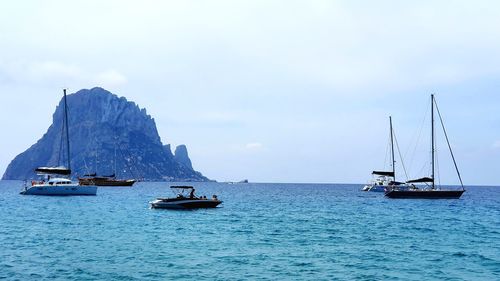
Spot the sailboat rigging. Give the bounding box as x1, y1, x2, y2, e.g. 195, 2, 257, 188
363, 116, 406, 192
21, 89, 97, 196
78, 135, 136, 187
385, 94, 465, 199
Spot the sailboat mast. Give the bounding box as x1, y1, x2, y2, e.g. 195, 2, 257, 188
63, 89, 71, 171
114, 137, 117, 176
389, 116, 395, 181
431, 94, 435, 189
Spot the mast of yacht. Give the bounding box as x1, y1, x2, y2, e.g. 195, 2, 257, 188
114, 136, 118, 178
63, 89, 71, 172
431, 94, 435, 190
390, 116, 395, 182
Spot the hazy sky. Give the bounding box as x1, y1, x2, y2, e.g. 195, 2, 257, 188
1, 1, 500, 185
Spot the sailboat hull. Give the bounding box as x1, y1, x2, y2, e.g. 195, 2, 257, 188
20, 185, 97, 196
385, 189, 464, 199
362, 184, 387, 192
79, 178, 135, 186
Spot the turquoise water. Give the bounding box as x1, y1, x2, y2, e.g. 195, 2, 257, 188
0, 181, 498, 280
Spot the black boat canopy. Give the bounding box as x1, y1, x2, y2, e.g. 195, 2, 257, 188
82, 173, 115, 178
35, 167, 71, 175
372, 171, 394, 177
406, 177, 433, 183
170, 186, 194, 189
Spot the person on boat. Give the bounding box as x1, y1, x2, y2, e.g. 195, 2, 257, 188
212, 195, 218, 200
189, 188, 195, 199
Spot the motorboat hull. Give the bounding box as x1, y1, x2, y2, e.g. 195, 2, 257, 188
20, 185, 97, 196
150, 199, 222, 209
385, 189, 464, 199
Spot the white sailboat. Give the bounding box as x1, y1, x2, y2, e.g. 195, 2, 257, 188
20, 89, 97, 196
363, 116, 406, 192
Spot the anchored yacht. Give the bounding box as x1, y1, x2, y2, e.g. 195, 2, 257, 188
21, 167, 97, 196
20, 89, 97, 196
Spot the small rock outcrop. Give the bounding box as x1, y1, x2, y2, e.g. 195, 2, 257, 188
2, 87, 208, 181
174, 145, 193, 170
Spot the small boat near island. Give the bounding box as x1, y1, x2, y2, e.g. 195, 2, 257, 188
21, 89, 97, 196
79, 173, 136, 186
79, 135, 137, 186
150, 186, 222, 209
385, 95, 465, 199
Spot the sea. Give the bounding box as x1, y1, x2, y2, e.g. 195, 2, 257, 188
0, 181, 498, 280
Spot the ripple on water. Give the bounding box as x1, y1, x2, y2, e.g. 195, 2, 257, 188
0, 182, 499, 280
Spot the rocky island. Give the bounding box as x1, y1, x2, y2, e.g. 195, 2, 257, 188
2, 87, 208, 181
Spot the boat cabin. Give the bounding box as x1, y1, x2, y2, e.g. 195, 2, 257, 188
32, 177, 74, 186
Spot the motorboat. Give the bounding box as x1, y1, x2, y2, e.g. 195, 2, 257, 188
150, 186, 222, 209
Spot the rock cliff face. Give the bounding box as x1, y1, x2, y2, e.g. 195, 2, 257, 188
174, 145, 193, 170
2, 87, 208, 181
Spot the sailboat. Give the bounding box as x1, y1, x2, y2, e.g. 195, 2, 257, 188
385, 95, 465, 199
78, 138, 136, 186
79, 174, 136, 186
20, 89, 97, 196
363, 116, 405, 192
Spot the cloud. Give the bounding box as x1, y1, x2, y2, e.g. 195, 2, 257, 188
94, 69, 127, 87
0, 59, 127, 88
0, 60, 83, 84
2, 2, 500, 184
28, 61, 82, 80
492, 140, 500, 149
245, 142, 263, 150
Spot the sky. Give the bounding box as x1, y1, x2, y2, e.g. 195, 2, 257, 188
1, 0, 500, 185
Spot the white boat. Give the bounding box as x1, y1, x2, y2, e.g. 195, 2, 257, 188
150, 186, 222, 209
20, 89, 97, 196
363, 116, 407, 192
362, 180, 390, 192
21, 175, 97, 196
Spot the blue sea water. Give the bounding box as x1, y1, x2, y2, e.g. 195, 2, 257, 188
0, 181, 498, 281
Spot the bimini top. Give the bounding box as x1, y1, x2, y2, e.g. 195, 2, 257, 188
372, 171, 394, 177
35, 166, 71, 175
406, 177, 433, 183
170, 185, 194, 189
